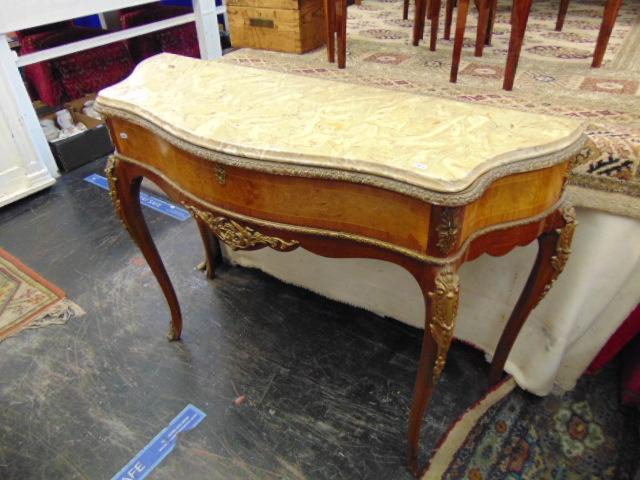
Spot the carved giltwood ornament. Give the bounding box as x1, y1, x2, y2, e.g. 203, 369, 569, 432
436, 208, 462, 255
186, 205, 300, 252
428, 266, 460, 382
537, 204, 578, 306
105, 155, 131, 236
214, 164, 227, 186
168, 321, 178, 341
105, 156, 120, 213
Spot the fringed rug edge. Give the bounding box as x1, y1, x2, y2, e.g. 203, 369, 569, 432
566, 185, 640, 220
0, 298, 86, 342
421, 376, 517, 480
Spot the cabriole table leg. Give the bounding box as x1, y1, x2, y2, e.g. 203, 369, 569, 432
488, 204, 577, 386
106, 156, 183, 340
407, 263, 461, 477
195, 217, 220, 280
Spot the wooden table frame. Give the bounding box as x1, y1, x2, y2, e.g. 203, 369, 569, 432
101, 106, 582, 476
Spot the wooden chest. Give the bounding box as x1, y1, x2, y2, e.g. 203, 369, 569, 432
227, 0, 326, 54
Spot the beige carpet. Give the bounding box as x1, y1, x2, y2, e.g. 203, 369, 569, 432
219, 0, 640, 218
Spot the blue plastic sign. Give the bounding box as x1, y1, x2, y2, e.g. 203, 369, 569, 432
84, 174, 190, 221
111, 404, 206, 480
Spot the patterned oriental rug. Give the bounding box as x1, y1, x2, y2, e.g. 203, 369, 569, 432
218, 0, 640, 219
423, 371, 640, 479
0, 248, 84, 342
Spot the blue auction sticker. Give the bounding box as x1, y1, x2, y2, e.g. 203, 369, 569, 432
84, 174, 190, 221
111, 404, 206, 480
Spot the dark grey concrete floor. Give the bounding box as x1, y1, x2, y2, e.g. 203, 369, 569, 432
0, 157, 635, 479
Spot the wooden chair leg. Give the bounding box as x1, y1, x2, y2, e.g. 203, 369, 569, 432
404, 0, 410, 20
429, 0, 443, 51
484, 0, 499, 46
337, 0, 348, 68
444, 0, 455, 39
556, 0, 571, 31
325, 0, 336, 63
450, 0, 470, 82
413, 0, 429, 45
503, 0, 533, 90
425, 0, 432, 19
488, 205, 577, 386
475, 0, 492, 56
324, 0, 348, 68
592, 0, 624, 68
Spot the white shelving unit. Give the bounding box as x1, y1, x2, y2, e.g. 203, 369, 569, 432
0, 0, 227, 208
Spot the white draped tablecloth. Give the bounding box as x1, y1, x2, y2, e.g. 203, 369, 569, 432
222, 207, 640, 395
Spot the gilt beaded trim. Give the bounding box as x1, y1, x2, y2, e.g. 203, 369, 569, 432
95, 104, 587, 207
112, 153, 572, 267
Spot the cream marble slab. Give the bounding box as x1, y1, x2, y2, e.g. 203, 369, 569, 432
96, 53, 584, 193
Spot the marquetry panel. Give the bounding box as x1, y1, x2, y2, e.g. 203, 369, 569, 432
459, 162, 569, 243
109, 118, 432, 252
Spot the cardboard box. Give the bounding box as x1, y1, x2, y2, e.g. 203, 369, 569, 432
228, 0, 325, 54
38, 98, 114, 173
64, 93, 105, 129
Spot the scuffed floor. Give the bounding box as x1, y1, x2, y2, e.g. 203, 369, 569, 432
0, 157, 636, 479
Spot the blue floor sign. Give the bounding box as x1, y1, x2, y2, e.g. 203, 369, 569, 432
84, 174, 191, 221
112, 404, 206, 480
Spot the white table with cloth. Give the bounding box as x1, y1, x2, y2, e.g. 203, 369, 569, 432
222, 203, 640, 396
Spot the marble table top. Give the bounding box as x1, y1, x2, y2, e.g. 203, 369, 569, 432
96, 53, 584, 194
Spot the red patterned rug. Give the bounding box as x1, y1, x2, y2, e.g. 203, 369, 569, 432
219, 0, 640, 219
0, 248, 84, 342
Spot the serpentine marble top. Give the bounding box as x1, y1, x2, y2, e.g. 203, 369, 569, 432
96, 53, 584, 194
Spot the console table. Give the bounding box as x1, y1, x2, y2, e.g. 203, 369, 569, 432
95, 53, 585, 476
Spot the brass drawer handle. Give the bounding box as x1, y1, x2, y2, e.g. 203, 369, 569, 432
249, 18, 275, 28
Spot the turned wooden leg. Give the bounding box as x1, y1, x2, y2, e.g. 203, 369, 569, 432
484, 0, 499, 45
106, 156, 183, 340
443, 0, 455, 39
450, 0, 470, 82
502, 0, 533, 90
407, 265, 461, 477
556, 0, 571, 31
337, 0, 348, 68
475, 0, 491, 56
325, 0, 336, 63
413, 0, 428, 45
488, 204, 577, 386
592, 0, 624, 68
428, 0, 442, 51
195, 218, 220, 280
